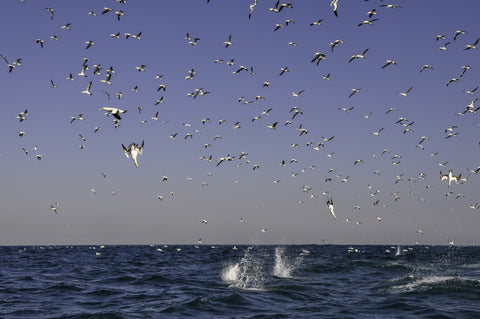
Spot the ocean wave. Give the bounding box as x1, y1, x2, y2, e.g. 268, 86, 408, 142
391, 275, 480, 293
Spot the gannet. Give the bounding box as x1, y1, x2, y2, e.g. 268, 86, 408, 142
380, 4, 402, 8
224, 34, 232, 48
269, 0, 280, 12
465, 38, 479, 50
326, 198, 337, 219
311, 52, 326, 65
292, 90, 304, 97
367, 9, 378, 17
77, 65, 87, 77
372, 128, 384, 136
85, 41, 94, 49
100, 107, 127, 120
330, 0, 339, 16
358, 19, 379, 27
440, 170, 461, 187
459, 65, 471, 77
122, 141, 144, 168
419, 65, 433, 72
330, 39, 343, 52
349, 88, 360, 98
381, 60, 397, 69
50, 203, 59, 214
267, 122, 278, 130
81, 81, 92, 95
348, 48, 368, 63
188, 38, 200, 45
36, 39, 45, 48
446, 78, 459, 86
248, 0, 257, 19
439, 42, 450, 50
453, 30, 466, 41
338, 106, 354, 112
398, 86, 413, 97
45, 7, 54, 20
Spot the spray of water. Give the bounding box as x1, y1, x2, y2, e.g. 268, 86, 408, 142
273, 247, 309, 278
273, 247, 292, 278
395, 245, 402, 256
221, 247, 266, 290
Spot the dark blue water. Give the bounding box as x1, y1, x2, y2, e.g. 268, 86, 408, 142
1, 245, 479, 318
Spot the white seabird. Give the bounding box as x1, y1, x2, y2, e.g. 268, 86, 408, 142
122, 141, 144, 168
440, 170, 461, 187
326, 198, 337, 219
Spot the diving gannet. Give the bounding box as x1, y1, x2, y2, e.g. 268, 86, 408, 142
122, 141, 144, 168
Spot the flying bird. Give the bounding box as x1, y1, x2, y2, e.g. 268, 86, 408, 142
330, 0, 339, 17
398, 86, 413, 97
381, 60, 397, 69
330, 39, 343, 52
85, 41, 94, 49
326, 198, 337, 219
100, 107, 127, 120
45, 7, 54, 20
453, 30, 466, 41
224, 34, 232, 48
348, 48, 369, 63
440, 170, 461, 187
81, 81, 93, 95
122, 141, 144, 168
465, 38, 479, 50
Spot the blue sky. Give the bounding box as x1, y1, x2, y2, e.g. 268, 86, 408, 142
1, 0, 479, 245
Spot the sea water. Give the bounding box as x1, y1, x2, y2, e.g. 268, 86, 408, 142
1, 245, 479, 318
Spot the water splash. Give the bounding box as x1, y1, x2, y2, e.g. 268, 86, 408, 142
273, 247, 291, 278
221, 247, 266, 290
395, 245, 402, 256
273, 247, 309, 278
391, 275, 480, 293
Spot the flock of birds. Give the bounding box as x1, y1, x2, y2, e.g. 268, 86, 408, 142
2, 0, 480, 245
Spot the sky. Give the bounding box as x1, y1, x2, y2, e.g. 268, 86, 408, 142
1, 0, 479, 246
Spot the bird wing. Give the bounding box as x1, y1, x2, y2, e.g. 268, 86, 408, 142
122, 144, 130, 158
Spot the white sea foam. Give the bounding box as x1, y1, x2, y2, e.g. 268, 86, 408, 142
391, 275, 480, 293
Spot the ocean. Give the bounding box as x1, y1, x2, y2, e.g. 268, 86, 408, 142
1, 245, 479, 318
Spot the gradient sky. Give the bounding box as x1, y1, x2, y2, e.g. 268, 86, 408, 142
1, 0, 479, 245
